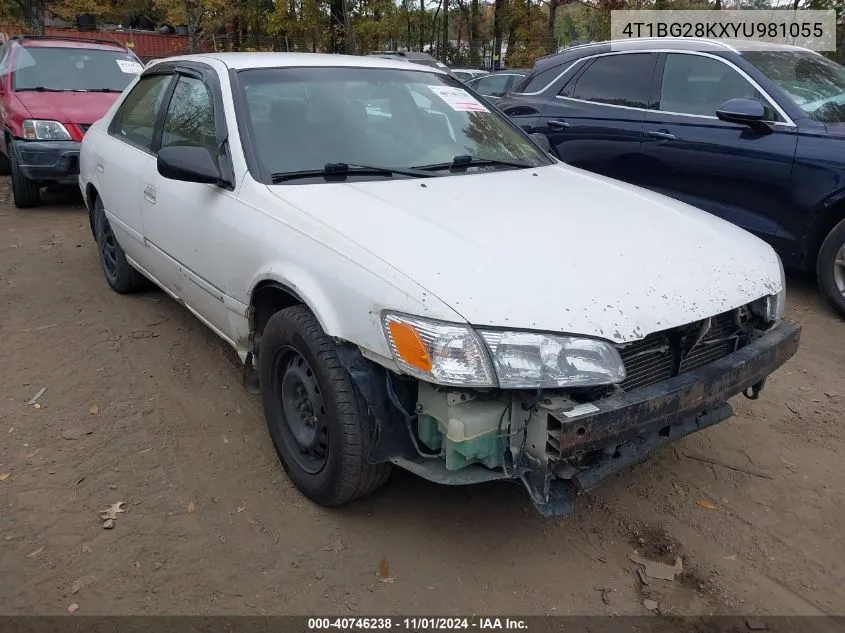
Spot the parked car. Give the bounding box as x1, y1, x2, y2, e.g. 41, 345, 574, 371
497, 38, 845, 317
0, 35, 143, 208
368, 50, 453, 75
451, 67, 489, 83
466, 69, 530, 102
79, 52, 799, 516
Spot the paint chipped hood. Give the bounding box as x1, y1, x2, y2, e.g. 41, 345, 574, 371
267, 164, 783, 343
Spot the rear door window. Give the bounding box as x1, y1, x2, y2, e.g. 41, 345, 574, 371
567, 53, 657, 109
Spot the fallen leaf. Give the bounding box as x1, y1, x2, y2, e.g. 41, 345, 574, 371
187, 502, 196, 514
696, 499, 719, 510
236, 505, 246, 513
33, 403, 41, 409
378, 557, 390, 578
67, 603, 79, 615
89, 405, 99, 415
71, 575, 96, 594
0, 473, 10, 481
99, 502, 126, 520
102, 519, 115, 529
26, 546, 44, 558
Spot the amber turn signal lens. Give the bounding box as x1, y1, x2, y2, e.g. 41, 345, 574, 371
387, 321, 432, 372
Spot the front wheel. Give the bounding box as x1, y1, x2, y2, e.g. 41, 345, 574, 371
93, 197, 148, 293
258, 305, 391, 506
9, 145, 41, 208
817, 217, 845, 318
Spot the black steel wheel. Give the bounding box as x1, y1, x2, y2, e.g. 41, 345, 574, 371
93, 197, 149, 294
277, 348, 330, 474
258, 305, 392, 506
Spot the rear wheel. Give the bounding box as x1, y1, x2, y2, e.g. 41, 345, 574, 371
817, 217, 845, 318
258, 305, 391, 506
93, 197, 148, 293
9, 145, 41, 208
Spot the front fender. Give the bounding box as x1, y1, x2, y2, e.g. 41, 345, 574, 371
246, 260, 464, 362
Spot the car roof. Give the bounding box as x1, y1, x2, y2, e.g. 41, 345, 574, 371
535, 37, 813, 67
13, 36, 129, 52
153, 52, 446, 73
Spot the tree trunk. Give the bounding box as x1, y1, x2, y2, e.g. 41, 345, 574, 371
330, 0, 347, 53
714, 0, 721, 9
441, 0, 449, 62
505, 23, 517, 67
469, 0, 480, 66
420, 0, 426, 50
492, 0, 505, 70
546, 0, 557, 54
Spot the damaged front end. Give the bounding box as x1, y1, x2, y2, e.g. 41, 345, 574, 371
338, 307, 801, 517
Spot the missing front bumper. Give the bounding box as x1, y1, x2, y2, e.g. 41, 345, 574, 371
523, 322, 801, 516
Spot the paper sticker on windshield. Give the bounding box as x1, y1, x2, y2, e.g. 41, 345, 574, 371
116, 59, 143, 74
427, 85, 488, 112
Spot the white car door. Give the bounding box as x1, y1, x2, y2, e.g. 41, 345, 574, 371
95, 72, 173, 264
140, 69, 238, 342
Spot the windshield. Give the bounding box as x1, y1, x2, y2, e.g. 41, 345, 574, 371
11, 47, 142, 92
743, 50, 845, 123
238, 66, 551, 182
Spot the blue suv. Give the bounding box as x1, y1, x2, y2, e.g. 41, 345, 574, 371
496, 38, 845, 316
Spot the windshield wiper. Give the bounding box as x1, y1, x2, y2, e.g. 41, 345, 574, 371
414, 154, 533, 171
271, 162, 434, 183
15, 86, 68, 92
90, 88, 124, 93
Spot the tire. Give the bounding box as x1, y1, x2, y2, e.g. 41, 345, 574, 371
93, 197, 148, 293
258, 305, 392, 506
9, 144, 41, 208
817, 217, 845, 318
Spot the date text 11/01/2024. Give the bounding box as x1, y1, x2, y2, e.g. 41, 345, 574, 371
308, 618, 529, 631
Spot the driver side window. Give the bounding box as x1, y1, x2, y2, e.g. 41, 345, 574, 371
111, 73, 172, 150
161, 75, 217, 153
659, 53, 782, 122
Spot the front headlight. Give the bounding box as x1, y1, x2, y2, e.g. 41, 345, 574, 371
381, 312, 626, 389
22, 119, 72, 141
751, 254, 786, 323
479, 330, 626, 389
382, 312, 497, 387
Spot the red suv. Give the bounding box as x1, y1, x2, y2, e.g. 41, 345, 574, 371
0, 35, 143, 207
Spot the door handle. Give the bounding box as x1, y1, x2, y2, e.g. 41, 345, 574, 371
144, 185, 157, 204
647, 129, 677, 141
547, 119, 570, 130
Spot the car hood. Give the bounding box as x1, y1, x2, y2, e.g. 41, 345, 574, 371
266, 164, 782, 343
15, 91, 120, 124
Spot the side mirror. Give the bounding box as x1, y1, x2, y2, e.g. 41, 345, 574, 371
529, 132, 551, 154
157, 145, 221, 184
716, 98, 771, 133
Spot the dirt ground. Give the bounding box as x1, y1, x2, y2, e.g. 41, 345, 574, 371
0, 180, 843, 618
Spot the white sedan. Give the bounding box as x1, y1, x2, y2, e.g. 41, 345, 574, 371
79, 52, 800, 516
